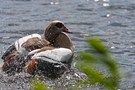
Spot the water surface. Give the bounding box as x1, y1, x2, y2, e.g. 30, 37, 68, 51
0, 0, 135, 89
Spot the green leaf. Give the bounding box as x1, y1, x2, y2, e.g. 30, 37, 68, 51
30, 77, 48, 90
74, 37, 120, 90
87, 37, 108, 54
78, 52, 96, 62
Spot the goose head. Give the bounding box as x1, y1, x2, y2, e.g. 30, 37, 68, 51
44, 20, 72, 44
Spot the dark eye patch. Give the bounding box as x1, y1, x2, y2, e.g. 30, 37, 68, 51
55, 22, 63, 28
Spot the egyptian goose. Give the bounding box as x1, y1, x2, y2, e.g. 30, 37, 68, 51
1, 20, 73, 77
24, 21, 73, 77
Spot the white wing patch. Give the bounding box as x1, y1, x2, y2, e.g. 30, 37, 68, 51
31, 48, 72, 62
14, 34, 41, 53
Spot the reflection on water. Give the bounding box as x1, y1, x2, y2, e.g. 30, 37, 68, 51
0, 0, 135, 89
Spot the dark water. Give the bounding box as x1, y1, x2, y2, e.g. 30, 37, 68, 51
0, 0, 135, 89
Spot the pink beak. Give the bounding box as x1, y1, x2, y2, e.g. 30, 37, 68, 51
63, 28, 72, 33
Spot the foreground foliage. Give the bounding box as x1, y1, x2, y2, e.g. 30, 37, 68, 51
30, 76, 48, 90
70, 37, 120, 90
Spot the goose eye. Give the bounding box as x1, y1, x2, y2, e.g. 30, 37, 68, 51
55, 23, 63, 28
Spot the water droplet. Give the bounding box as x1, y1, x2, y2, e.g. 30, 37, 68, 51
94, 0, 99, 2
74, 73, 79, 77
111, 46, 115, 49
73, 62, 76, 67
106, 14, 110, 17
50, 2, 59, 5
103, 0, 110, 2
103, 3, 109, 7
66, 76, 70, 80
50, 2, 54, 5
130, 46, 134, 48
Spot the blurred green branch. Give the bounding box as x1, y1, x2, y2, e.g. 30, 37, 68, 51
30, 76, 48, 90
71, 37, 120, 90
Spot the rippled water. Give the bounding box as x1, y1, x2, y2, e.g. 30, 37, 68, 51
0, 0, 135, 89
